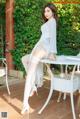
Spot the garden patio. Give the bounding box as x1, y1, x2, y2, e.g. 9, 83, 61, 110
0, 77, 80, 119
0, 0, 80, 119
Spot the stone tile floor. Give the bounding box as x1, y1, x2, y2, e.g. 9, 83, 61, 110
0, 78, 80, 119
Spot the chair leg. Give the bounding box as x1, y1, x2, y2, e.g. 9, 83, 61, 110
5, 73, 10, 95
38, 77, 53, 114
70, 93, 76, 119
57, 92, 62, 102
63, 93, 67, 100
57, 92, 67, 103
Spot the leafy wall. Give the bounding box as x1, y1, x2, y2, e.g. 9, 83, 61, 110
1, 0, 80, 70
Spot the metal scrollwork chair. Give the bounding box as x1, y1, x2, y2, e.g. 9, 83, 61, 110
0, 58, 10, 95
38, 64, 80, 119
57, 53, 80, 102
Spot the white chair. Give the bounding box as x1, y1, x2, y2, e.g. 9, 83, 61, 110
38, 64, 80, 119
0, 58, 10, 95
57, 64, 73, 102
57, 53, 80, 102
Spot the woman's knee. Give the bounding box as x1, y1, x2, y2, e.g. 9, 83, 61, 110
21, 55, 27, 64
21, 54, 30, 64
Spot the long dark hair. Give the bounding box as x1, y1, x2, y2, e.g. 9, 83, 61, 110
42, 3, 58, 22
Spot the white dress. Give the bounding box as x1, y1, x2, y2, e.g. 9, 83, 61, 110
32, 17, 57, 55
30, 17, 57, 86
21, 17, 57, 110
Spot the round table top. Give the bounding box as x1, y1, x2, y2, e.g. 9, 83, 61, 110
41, 55, 80, 65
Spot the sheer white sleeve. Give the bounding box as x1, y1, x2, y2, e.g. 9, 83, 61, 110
47, 18, 57, 54
40, 18, 57, 54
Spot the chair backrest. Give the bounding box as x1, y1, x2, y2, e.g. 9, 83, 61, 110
0, 69, 5, 77
77, 53, 80, 71
0, 58, 7, 77
65, 53, 80, 74
77, 65, 80, 72
70, 65, 77, 81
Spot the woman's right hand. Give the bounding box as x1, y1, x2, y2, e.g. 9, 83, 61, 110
48, 53, 56, 61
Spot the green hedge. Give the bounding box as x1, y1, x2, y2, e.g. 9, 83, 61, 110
57, 4, 80, 55
12, 0, 80, 71
12, 0, 47, 70
0, 2, 5, 58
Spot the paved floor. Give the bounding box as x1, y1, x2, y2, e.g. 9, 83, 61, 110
0, 80, 80, 119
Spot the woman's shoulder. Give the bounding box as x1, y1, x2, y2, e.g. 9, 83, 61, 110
47, 17, 56, 25
47, 18, 56, 29
41, 18, 56, 30
41, 22, 47, 30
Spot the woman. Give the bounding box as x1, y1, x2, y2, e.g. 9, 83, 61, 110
21, 3, 58, 114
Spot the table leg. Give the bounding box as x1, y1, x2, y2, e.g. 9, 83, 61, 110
38, 78, 53, 114
38, 64, 54, 114
70, 93, 76, 119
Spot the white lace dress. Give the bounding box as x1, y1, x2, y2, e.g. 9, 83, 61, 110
21, 17, 57, 110
32, 17, 57, 83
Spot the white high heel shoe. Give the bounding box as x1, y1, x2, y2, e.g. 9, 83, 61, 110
21, 104, 29, 115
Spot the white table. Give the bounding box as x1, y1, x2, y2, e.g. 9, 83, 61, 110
41, 55, 80, 65
38, 55, 80, 119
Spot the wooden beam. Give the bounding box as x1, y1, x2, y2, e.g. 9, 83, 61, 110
6, 0, 14, 70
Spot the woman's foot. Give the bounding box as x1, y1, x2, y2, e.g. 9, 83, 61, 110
21, 104, 29, 115
30, 86, 38, 97
21, 108, 28, 115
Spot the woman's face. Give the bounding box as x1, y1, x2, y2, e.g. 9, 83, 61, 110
44, 7, 53, 20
